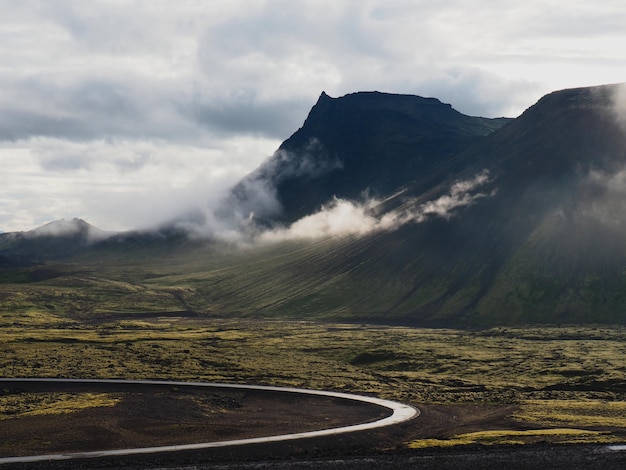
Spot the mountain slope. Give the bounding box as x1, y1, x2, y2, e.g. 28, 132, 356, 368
340, 84, 626, 324
4, 85, 626, 326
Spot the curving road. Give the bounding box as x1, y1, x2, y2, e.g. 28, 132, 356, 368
0, 378, 419, 465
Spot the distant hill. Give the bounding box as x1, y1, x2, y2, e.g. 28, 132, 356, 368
4, 85, 626, 326
0, 218, 109, 261
0, 218, 211, 263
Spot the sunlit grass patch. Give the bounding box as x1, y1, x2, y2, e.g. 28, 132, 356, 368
515, 399, 626, 428
0, 392, 120, 419
0, 309, 72, 327
407, 428, 614, 448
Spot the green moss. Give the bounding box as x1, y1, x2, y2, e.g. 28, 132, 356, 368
515, 399, 626, 428
407, 428, 615, 448
0, 392, 120, 419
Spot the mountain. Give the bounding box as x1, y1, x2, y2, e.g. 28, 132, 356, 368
226, 91, 510, 225
4, 84, 626, 326
207, 84, 626, 326
0, 218, 109, 261
0, 218, 213, 264
337, 84, 626, 325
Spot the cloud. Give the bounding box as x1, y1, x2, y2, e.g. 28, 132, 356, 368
28, 217, 109, 242
0, 75, 201, 142
205, 138, 343, 232
163, 167, 493, 244
260, 139, 343, 182
260, 170, 494, 242
187, 88, 310, 138
574, 83, 626, 229
414, 170, 493, 221
0, 135, 278, 232
579, 168, 626, 227
259, 198, 383, 242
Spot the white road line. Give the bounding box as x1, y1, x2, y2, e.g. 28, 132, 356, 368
0, 378, 419, 465
607, 445, 626, 451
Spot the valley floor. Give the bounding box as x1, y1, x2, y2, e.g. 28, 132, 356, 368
2, 314, 626, 467
1, 379, 625, 469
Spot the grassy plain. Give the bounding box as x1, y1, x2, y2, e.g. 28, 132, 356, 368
2, 308, 626, 446
2, 256, 626, 448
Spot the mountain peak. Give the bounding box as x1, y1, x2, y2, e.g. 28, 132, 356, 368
318, 90, 331, 100
0, 218, 111, 262
537, 83, 618, 106
30, 218, 108, 240
33, 218, 89, 234
312, 90, 450, 110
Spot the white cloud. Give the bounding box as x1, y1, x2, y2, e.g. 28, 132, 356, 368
260, 171, 493, 242
580, 168, 626, 227
0, 136, 278, 232
259, 198, 383, 242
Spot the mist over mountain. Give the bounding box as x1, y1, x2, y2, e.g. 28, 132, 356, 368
4, 84, 626, 326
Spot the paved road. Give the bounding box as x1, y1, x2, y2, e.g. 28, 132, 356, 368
0, 378, 419, 466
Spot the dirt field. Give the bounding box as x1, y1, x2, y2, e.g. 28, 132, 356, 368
1, 381, 625, 469
0, 381, 395, 457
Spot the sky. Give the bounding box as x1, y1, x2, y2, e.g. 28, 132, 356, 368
2, 0, 626, 233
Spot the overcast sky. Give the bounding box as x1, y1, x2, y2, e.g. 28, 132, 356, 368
2, 0, 626, 232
